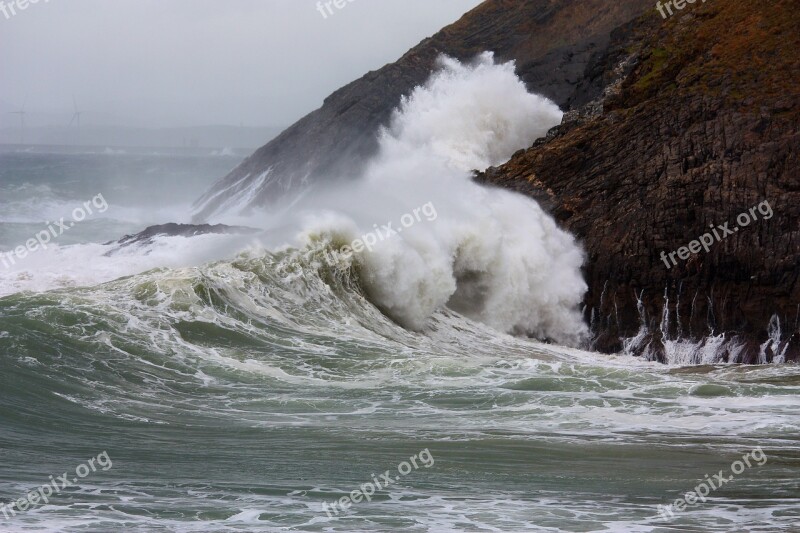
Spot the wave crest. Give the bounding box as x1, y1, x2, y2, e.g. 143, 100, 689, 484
290, 53, 588, 345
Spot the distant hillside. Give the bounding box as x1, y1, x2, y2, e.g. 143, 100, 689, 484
0, 125, 284, 150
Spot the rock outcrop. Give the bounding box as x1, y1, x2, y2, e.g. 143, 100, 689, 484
478, 0, 800, 363
192, 0, 653, 221
105, 223, 258, 255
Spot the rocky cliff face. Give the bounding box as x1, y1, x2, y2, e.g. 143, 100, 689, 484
192, 0, 653, 221
478, 0, 800, 363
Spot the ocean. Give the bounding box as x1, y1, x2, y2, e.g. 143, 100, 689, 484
1, 55, 798, 532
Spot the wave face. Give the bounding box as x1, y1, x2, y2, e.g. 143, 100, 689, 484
287, 53, 588, 345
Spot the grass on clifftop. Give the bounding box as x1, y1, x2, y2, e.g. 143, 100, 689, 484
621, 0, 799, 112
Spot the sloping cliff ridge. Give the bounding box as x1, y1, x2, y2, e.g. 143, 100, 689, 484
192, 0, 652, 220
478, 0, 799, 362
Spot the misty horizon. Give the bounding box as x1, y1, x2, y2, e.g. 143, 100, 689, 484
1, 0, 482, 137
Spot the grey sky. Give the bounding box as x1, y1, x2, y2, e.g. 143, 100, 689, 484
0, 0, 483, 129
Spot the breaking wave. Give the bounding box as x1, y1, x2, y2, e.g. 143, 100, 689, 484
282, 52, 588, 344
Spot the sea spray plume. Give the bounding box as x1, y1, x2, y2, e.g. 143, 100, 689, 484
290, 53, 589, 346
377, 53, 564, 172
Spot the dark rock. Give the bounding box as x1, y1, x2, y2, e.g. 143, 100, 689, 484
105, 223, 259, 254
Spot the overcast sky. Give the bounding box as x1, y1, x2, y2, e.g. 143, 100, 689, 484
0, 0, 483, 129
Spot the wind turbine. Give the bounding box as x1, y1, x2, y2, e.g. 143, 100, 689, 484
68, 96, 83, 130
9, 100, 26, 144
68, 96, 83, 145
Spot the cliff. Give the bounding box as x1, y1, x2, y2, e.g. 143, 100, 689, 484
478, 0, 800, 363
192, 0, 653, 221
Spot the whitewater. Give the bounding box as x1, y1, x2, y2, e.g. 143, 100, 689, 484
0, 54, 798, 532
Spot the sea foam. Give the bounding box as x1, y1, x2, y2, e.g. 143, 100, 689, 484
292, 53, 588, 345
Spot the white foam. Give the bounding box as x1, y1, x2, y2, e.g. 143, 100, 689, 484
0, 233, 255, 297
289, 53, 588, 345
